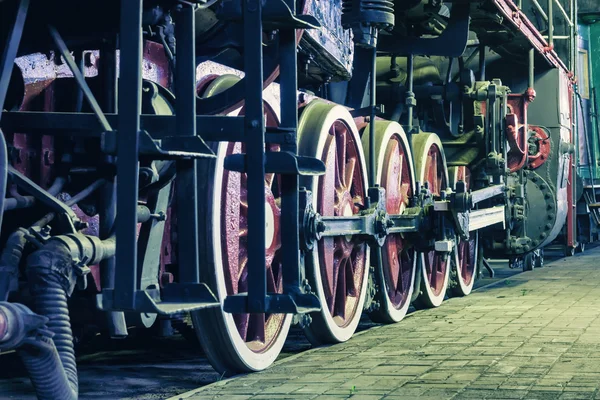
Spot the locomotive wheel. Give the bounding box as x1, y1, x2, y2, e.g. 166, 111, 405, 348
411, 133, 451, 308
522, 252, 535, 271
298, 100, 370, 344
193, 75, 291, 374
362, 121, 417, 323
448, 166, 478, 297
534, 249, 544, 268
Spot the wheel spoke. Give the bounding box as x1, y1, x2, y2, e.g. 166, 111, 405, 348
265, 172, 276, 188
336, 125, 348, 186
344, 157, 356, 190
234, 313, 250, 341
334, 256, 348, 320
247, 313, 266, 343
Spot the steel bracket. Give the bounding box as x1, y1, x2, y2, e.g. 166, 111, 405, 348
97, 283, 219, 315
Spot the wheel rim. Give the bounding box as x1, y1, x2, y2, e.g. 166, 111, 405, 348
221, 139, 287, 352
412, 133, 450, 307
381, 135, 415, 308
194, 75, 290, 372
423, 144, 448, 296
318, 119, 367, 327
299, 101, 370, 342
362, 121, 416, 320
451, 166, 477, 292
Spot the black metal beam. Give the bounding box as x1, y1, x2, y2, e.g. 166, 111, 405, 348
114, 0, 143, 310
0, 112, 247, 142
244, 0, 267, 313
174, 4, 200, 284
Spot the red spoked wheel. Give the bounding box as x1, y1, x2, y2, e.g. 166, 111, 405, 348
412, 133, 452, 308
193, 75, 291, 374
448, 166, 478, 297
362, 121, 417, 323
298, 100, 370, 344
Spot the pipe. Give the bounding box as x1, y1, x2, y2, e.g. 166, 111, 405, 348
0, 228, 27, 301
369, 41, 377, 187
26, 240, 79, 400
529, 48, 535, 90
407, 54, 415, 133
547, 0, 554, 49
4, 176, 67, 211
479, 45, 486, 81
7, 233, 116, 400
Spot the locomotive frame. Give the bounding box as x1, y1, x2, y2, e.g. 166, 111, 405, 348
0, 0, 587, 398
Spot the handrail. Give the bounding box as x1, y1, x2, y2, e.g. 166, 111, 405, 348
514, 0, 574, 50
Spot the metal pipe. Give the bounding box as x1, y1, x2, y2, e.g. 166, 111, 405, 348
407, 54, 414, 133
479, 45, 486, 81
553, 0, 573, 27
369, 41, 377, 187
529, 48, 535, 89
547, 0, 554, 49
531, 0, 549, 21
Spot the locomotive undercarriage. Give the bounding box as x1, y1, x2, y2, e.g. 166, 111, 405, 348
0, 0, 575, 398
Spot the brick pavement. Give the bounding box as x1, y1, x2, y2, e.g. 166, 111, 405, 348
172, 249, 600, 400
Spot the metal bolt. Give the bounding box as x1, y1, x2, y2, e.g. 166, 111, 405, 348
316, 221, 326, 233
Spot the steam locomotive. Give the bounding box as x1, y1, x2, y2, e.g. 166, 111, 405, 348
0, 0, 595, 398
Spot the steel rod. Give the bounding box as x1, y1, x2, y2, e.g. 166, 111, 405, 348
0, 0, 29, 118
369, 40, 377, 187
407, 54, 414, 133
529, 48, 535, 89
553, 0, 573, 27
48, 26, 112, 132
531, 0, 549, 21
547, 0, 554, 49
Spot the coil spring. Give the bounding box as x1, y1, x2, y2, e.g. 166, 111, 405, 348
341, 0, 395, 28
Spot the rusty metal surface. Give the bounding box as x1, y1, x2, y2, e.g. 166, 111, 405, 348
301, 0, 353, 81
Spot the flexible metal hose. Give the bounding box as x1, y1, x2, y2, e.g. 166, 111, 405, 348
25, 240, 78, 400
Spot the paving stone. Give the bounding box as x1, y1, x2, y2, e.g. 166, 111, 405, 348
176, 249, 600, 400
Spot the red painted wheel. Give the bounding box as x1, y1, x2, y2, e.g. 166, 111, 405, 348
362, 121, 417, 323
193, 75, 291, 374
298, 100, 370, 344
412, 133, 451, 308
448, 166, 478, 297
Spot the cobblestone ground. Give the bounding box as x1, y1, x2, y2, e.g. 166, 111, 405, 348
172, 250, 600, 400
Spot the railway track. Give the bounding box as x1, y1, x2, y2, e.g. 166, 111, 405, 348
0, 254, 572, 400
